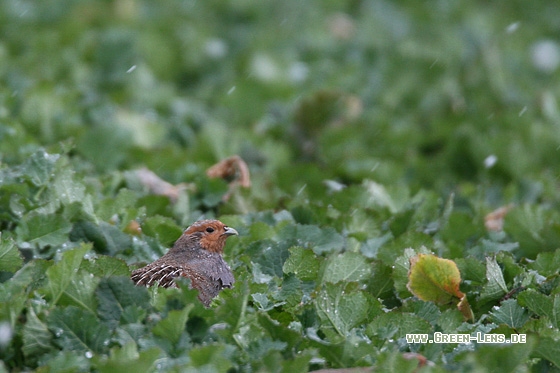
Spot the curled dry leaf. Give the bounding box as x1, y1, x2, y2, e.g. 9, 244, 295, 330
485, 204, 514, 232
206, 155, 251, 201
135, 167, 189, 203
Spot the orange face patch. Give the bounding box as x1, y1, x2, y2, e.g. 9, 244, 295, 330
184, 220, 238, 253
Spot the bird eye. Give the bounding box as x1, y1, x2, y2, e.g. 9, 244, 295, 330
205, 227, 215, 233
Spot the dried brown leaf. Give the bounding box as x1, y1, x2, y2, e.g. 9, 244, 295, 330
485, 204, 514, 232
135, 167, 188, 203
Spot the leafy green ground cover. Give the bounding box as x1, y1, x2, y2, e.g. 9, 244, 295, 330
2, 0, 560, 372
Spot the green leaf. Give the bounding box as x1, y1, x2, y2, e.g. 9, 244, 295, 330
16, 212, 73, 247
479, 257, 508, 305
367, 312, 432, 340
152, 305, 194, 345
249, 240, 290, 278
466, 339, 536, 372
360, 233, 392, 258
489, 299, 529, 328
375, 350, 426, 373
22, 307, 54, 362
282, 246, 319, 281
47, 306, 112, 354
189, 344, 233, 371
505, 204, 560, 258
407, 253, 464, 305
528, 248, 560, 276
315, 283, 370, 338
93, 342, 161, 373
141, 215, 183, 246
81, 256, 130, 278
44, 244, 90, 305
274, 273, 303, 309
59, 270, 99, 313
278, 224, 345, 254
42, 351, 90, 373
363, 180, 409, 213
392, 248, 417, 299
456, 257, 487, 285
517, 290, 560, 328
21, 150, 59, 186
0, 233, 23, 272
535, 337, 560, 368
70, 221, 132, 255
96, 277, 150, 325
322, 251, 371, 283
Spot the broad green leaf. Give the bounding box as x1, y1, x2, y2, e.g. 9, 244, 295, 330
44, 244, 90, 305
367, 262, 394, 299
375, 350, 426, 373
16, 213, 73, 247
152, 305, 194, 345
322, 251, 371, 284
392, 249, 416, 300
518, 290, 560, 328
315, 283, 370, 338
367, 312, 432, 340
528, 248, 560, 276
249, 240, 290, 278
81, 256, 130, 278
465, 337, 536, 373
455, 257, 486, 285
0, 233, 23, 272
92, 342, 161, 373
21, 150, 59, 186
141, 215, 183, 246
479, 257, 508, 305
0, 259, 52, 296
407, 254, 464, 304
59, 269, 100, 313
278, 224, 345, 255
47, 306, 111, 354
70, 221, 132, 255
274, 273, 303, 309
282, 246, 319, 281
535, 337, 560, 368
310, 333, 376, 368
0, 288, 26, 327
360, 233, 392, 259
189, 344, 234, 371
52, 166, 87, 206
504, 204, 560, 258
96, 188, 139, 222
257, 312, 303, 350
22, 307, 53, 362
363, 180, 409, 213
489, 299, 529, 328
96, 277, 150, 325
42, 351, 90, 373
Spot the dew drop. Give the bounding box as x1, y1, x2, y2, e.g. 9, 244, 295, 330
85, 351, 93, 359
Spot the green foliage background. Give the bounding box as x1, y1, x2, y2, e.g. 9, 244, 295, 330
1, 0, 560, 372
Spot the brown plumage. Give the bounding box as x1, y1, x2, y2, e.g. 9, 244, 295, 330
131, 219, 238, 306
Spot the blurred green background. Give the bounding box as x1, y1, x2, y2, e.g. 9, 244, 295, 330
2, 0, 559, 206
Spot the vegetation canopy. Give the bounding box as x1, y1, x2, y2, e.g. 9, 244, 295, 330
1, 0, 560, 372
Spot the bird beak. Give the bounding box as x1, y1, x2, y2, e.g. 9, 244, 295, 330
223, 226, 238, 236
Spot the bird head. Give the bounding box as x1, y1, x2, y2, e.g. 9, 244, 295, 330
182, 219, 238, 254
